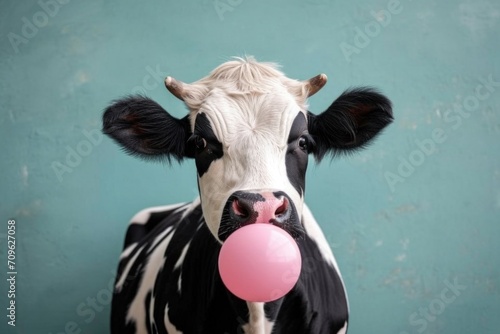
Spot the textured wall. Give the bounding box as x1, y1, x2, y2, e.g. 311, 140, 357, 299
1, 0, 499, 333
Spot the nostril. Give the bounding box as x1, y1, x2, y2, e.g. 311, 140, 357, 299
232, 199, 249, 218
274, 197, 289, 217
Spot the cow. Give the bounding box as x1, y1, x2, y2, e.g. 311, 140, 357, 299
102, 57, 393, 334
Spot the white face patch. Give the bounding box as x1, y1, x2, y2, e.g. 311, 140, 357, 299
193, 89, 308, 241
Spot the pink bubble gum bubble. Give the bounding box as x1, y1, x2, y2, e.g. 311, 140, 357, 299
218, 224, 302, 302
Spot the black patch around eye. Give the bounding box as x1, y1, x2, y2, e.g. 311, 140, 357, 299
193, 113, 223, 177
286, 113, 309, 195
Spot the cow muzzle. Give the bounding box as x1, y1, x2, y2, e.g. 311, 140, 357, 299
218, 190, 305, 241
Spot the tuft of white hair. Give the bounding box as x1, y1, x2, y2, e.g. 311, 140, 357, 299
182, 56, 309, 111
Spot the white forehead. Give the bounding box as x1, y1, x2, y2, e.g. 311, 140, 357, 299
200, 90, 305, 148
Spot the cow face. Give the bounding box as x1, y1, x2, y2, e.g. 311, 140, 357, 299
102, 58, 393, 243
184, 87, 310, 241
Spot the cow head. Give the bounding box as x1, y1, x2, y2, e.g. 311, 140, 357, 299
103, 57, 392, 243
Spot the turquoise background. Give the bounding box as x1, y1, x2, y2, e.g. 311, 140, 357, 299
1, 0, 499, 333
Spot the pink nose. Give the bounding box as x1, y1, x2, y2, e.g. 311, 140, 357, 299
230, 192, 291, 225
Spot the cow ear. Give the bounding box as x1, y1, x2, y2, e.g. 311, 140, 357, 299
102, 95, 192, 162
308, 87, 393, 161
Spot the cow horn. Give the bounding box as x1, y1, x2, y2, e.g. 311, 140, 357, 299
304, 74, 328, 97
164, 76, 186, 101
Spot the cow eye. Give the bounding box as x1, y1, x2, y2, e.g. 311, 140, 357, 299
195, 136, 207, 150
298, 136, 309, 151
188, 135, 207, 152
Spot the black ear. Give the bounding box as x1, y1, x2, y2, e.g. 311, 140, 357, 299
308, 87, 393, 161
102, 95, 192, 162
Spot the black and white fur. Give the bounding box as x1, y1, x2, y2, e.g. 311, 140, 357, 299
103, 57, 392, 334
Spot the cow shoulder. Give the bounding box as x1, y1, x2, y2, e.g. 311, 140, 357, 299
111, 200, 200, 334
122, 202, 190, 248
